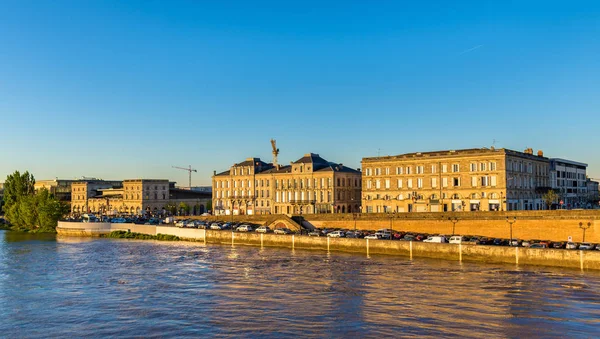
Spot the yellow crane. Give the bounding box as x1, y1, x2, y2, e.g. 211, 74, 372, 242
172, 165, 197, 189
270, 139, 279, 167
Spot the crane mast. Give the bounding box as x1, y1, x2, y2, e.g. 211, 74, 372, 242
270, 139, 279, 167
172, 165, 197, 189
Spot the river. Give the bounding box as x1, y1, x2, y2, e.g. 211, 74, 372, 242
0, 230, 599, 338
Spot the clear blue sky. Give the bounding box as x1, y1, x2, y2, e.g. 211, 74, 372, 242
1, 1, 599, 186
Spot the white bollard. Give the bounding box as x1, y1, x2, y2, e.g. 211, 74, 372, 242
410, 241, 413, 260
580, 250, 584, 271
327, 237, 330, 252
292, 235, 295, 250
515, 247, 519, 265
459, 243, 462, 262
366, 239, 369, 257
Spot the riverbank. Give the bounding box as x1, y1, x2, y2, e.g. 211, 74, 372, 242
57, 221, 600, 271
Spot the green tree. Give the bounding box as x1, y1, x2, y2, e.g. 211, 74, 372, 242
165, 203, 177, 215
206, 200, 212, 213
179, 202, 190, 216
542, 190, 559, 210
3, 170, 36, 224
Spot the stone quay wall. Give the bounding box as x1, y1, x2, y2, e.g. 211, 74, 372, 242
57, 221, 600, 271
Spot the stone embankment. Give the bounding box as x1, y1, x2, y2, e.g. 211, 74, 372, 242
57, 221, 600, 271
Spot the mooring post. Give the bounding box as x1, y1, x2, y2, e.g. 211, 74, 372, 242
327, 237, 330, 252
516, 247, 519, 265
292, 235, 295, 250
410, 241, 413, 260
459, 243, 462, 262
580, 250, 584, 271
366, 238, 369, 256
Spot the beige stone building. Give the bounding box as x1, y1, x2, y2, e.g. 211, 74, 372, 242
34, 179, 76, 202
71, 179, 211, 216
361, 148, 550, 213
212, 153, 362, 216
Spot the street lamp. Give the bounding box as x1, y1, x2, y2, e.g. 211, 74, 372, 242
506, 216, 516, 245
448, 217, 459, 236
579, 221, 591, 242
352, 212, 358, 232
388, 211, 396, 240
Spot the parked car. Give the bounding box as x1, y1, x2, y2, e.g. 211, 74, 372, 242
509, 239, 521, 247
255, 226, 271, 233
521, 240, 532, 247
236, 224, 254, 232
493, 238, 507, 246
274, 228, 292, 235
308, 230, 323, 237
579, 242, 595, 250
364, 234, 382, 240
176, 220, 187, 228
423, 236, 447, 243
529, 243, 548, 249
552, 242, 566, 249
566, 242, 579, 250
402, 234, 416, 241
327, 231, 346, 238
374, 229, 392, 240
345, 231, 359, 238
210, 223, 222, 230
186, 221, 199, 228
449, 236, 465, 244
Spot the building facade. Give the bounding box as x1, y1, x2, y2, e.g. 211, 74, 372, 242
71, 179, 210, 216
585, 178, 599, 208
212, 153, 362, 215
34, 179, 76, 202
361, 148, 550, 213
549, 159, 588, 208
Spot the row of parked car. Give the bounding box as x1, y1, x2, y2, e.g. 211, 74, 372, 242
173, 220, 294, 234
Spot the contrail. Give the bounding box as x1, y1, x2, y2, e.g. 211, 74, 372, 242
458, 44, 484, 56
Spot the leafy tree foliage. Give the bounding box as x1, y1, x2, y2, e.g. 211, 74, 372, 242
3, 170, 69, 232
542, 190, 559, 209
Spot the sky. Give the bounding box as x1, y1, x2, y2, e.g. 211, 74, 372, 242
1, 0, 599, 186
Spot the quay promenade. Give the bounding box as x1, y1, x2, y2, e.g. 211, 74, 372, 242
57, 218, 600, 271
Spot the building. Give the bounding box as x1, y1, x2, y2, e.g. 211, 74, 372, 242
71, 179, 211, 216
34, 179, 76, 202
361, 147, 551, 213
549, 159, 588, 208
585, 178, 599, 208
212, 153, 362, 215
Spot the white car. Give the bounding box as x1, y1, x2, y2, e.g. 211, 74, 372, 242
274, 228, 292, 235
175, 220, 186, 228
449, 236, 465, 244
566, 242, 578, 249
423, 236, 447, 243
255, 226, 271, 233
236, 224, 253, 232
327, 231, 345, 238
210, 223, 222, 230
364, 234, 382, 240
579, 242, 594, 250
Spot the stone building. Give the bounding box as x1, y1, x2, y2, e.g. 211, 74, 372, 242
361, 147, 550, 213
71, 179, 211, 216
585, 178, 599, 208
34, 179, 76, 202
212, 153, 362, 215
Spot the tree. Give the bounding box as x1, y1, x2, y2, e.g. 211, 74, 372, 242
542, 190, 559, 210
179, 202, 190, 216
3, 170, 36, 223
206, 200, 212, 213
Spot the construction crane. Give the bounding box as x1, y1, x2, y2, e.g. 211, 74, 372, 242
172, 165, 197, 189
270, 139, 279, 167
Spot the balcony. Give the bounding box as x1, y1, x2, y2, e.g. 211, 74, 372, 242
288, 199, 316, 205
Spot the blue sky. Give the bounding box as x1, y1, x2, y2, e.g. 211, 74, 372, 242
1, 1, 599, 186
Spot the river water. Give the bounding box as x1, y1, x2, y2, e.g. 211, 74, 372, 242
0, 230, 599, 338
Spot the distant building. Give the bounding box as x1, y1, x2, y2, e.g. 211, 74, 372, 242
212, 153, 362, 215
71, 179, 210, 216
549, 159, 588, 208
361, 147, 551, 213
34, 179, 76, 202
585, 178, 599, 208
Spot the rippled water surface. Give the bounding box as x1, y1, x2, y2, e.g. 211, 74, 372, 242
1, 230, 600, 338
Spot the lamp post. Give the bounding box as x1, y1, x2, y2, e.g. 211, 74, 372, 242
448, 217, 459, 236
579, 221, 591, 242
352, 212, 358, 232
388, 211, 396, 240
506, 216, 516, 245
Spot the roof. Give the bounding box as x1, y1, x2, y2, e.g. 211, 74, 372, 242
363, 147, 548, 162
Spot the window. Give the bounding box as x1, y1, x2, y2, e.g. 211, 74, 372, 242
406, 166, 412, 175
452, 164, 460, 172
396, 167, 403, 175
366, 168, 372, 176
407, 179, 413, 188
481, 176, 489, 186
385, 167, 390, 175
376, 180, 381, 189
385, 179, 390, 189
431, 177, 437, 188
442, 164, 448, 173
431, 165, 436, 173
480, 163, 487, 171
453, 177, 460, 187
470, 163, 476, 172
490, 162, 496, 171
375, 168, 381, 175
416, 166, 424, 174
397, 179, 403, 188
398, 194, 404, 200
417, 178, 423, 188
367, 180, 372, 189
442, 177, 448, 187
472, 177, 477, 187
